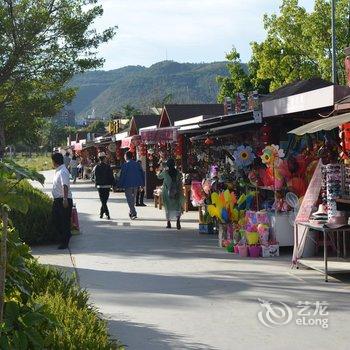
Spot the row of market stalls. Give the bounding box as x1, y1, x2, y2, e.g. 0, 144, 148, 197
70, 77, 350, 273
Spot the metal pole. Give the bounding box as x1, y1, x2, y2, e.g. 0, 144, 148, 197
331, 0, 337, 83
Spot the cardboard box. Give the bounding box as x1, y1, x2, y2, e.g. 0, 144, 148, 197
261, 244, 280, 257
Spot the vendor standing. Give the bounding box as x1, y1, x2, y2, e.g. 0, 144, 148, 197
51, 153, 73, 249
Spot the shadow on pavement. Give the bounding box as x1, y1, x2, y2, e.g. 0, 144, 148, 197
107, 319, 219, 350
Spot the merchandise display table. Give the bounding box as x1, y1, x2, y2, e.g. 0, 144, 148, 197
295, 222, 350, 282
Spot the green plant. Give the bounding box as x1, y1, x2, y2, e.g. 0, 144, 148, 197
35, 293, 119, 350
0, 301, 57, 350
28, 261, 89, 310
12, 155, 52, 172
9, 181, 58, 244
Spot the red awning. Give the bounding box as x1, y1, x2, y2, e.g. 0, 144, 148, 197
121, 135, 141, 149
140, 127, 178, 144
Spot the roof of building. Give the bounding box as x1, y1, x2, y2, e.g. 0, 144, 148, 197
263, 78, 333, 102
162, 104, 224, 125
132, 114, 160, 130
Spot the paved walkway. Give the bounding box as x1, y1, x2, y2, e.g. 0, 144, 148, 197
33, 172, 350, 350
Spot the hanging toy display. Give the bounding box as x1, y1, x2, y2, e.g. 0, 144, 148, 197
174, 135, 184, 160
233, 145, 255, 168
339, 123, 350, 160
115, 142, 123, 161
138, 143, 147, 159
147, 147, 155, 172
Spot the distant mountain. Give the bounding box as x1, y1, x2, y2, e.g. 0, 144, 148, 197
69, 61, 230, 119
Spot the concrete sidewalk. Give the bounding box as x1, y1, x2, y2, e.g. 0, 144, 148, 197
33, 172, 350, 350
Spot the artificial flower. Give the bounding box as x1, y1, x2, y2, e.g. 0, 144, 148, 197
261, 144, 285, 166
233, 145, 255, 168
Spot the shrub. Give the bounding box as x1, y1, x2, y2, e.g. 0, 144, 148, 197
28, 261, 89, 310
35, 293, 119, 350
1, 230, 121, 349
9, 181, 59, 244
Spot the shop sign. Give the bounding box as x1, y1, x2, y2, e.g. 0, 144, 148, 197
140, 127, 178, 144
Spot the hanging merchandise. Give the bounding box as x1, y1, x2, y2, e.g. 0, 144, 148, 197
324, 164, 342, 220
260, 144, 286, 190
138, 143, 147, 159
339, 123, 350, 159
233, 145, 255, 168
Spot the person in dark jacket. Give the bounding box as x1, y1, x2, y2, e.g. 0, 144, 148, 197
118, 151, 145, 219
93, 152, 115, 219
136, 160, 146, 207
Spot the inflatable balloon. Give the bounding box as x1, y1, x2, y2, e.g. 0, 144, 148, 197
232, 208, 239, 222
211, 192, 219, 205
207, 205, 217, 218
237, 194, 246, 206
219, 192, 226, 206
221, 208, 229, 223
245, 195, 254, 210
231, 192, 237, 205
224, 189, 231, 204
202, 179, 211, 195
278, 159, 292, 180
287, 177, 307, 197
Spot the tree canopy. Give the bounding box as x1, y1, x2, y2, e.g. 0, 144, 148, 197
218, 0, 350, 99
0, 0, 116, 155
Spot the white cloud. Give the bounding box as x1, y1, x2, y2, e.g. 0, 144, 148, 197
94, 0, 315, 70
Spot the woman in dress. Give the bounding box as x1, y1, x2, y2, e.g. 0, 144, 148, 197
157, 158, 184, 230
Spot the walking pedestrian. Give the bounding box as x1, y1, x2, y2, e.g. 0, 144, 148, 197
118, 151, 145, 220
136, 160, 146, 207
70, 155, 78, 183
51, 153, 73, 249
93, 152, 115, 220
63, 151, 71, 170
157, 158, 184, 230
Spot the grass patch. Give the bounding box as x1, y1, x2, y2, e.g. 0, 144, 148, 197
11, 154, 52, 171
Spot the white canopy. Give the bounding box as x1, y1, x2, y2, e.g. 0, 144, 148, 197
288, 112, 350, 135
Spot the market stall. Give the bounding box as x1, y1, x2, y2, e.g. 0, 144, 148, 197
289, 110, 350, 280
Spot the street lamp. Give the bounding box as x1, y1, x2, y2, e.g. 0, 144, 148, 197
331, 0, 337, 83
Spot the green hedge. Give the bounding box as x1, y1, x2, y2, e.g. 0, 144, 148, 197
9, 181, 59, 244
1, 230, 122, 349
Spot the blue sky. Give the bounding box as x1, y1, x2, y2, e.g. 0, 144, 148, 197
96, 0, 315, 70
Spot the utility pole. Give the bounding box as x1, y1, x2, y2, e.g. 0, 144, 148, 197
331, 0, 337, 83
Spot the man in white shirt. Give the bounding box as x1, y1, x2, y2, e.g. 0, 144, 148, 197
52, 153, 73, 249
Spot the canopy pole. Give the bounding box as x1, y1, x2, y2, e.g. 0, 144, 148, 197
331, 0, 337, 84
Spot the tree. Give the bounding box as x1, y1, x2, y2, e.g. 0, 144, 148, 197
83, 120, 106, 134
40, 120, 70, 151
121, 104, 141, 119
0, 0, 116, 157
250, 0, 350, 91
217, 47, 253, 103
